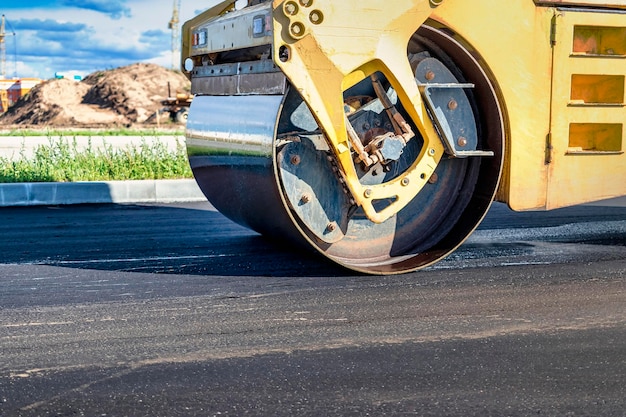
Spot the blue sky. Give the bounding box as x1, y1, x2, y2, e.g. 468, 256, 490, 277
1, 0, 238, 79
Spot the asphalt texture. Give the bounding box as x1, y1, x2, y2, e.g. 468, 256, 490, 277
0, 201, 625, 416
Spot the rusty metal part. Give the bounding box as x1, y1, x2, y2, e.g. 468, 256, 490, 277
346, 115, 378, 167
370, 73, 415, 144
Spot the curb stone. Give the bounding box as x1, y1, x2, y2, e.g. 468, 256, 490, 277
1, 179, 623, 208
0, 179, 206, 207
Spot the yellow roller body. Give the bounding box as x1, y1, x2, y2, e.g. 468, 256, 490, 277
425, 0, 626, 209
182, 0, 626, 273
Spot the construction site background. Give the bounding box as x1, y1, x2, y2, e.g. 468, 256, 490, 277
0, 63, 191, 128
0, 78, 42, 113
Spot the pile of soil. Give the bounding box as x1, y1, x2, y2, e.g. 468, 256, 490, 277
0, 63, 191, 127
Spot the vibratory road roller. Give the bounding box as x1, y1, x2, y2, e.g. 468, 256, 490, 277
182, 0, 626, 274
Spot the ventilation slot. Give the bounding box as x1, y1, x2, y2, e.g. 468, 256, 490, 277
572, 26, 626, 58
568, 123, 623, 154
570, 74, 625, 106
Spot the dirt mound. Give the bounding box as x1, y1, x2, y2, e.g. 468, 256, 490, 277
0, 63, 190, 127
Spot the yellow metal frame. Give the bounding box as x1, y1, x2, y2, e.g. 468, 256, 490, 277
428, 0, 556, 210
428, 1, 625, 209
547, 9, 626, 208
184, 0, 626, 212
272, 0, 445, 223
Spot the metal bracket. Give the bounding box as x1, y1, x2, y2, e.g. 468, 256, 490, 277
419, 83, 494, 158
414, 57, 493, 158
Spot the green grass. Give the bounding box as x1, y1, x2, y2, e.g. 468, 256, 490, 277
0, 128, 185, 137
0, 138, 193, 183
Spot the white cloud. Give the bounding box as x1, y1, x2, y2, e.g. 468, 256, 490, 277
4, 0, 225, 79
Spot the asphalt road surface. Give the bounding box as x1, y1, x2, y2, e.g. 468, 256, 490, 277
1, 199, 625, 416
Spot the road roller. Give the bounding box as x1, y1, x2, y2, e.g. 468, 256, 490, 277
181, 0, 626, 274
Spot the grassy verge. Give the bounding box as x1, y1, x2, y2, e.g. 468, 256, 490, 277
0, 128, 185, 137
0, 138, 193, 183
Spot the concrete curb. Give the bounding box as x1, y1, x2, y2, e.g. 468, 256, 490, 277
2, 179, 623, 209
0, 179, 206, 207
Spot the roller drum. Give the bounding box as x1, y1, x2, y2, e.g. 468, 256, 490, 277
185, 25, 504, 274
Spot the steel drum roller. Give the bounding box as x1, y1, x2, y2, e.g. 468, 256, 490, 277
185, 26, 504, 274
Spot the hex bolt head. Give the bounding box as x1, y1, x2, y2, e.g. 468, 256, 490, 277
309, 10, 323, 24
284, 1, 298, 15
448, 99, 458, 110
290, 22, 304, 37
401, 177, 410, 186
300, 194, 311, 204
428, 148, 436, 156
457, 137, 468, 147
290, 154, 301, 165
425, 71, 436, 81
364, 189, 373, 198
326, 222, 337, 232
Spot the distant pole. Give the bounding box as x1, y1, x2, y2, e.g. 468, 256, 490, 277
1, 15, 6, 79
168, 0, 182, 70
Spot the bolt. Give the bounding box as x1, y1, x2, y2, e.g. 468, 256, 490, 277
401, 177, 410, 186
362, 122, 370, 130
428, 172, 439, 184
300, 194, 311, 204
425, 71, 436, 81
291, 22, 304, 36
326, 222, 337, 232
428, 148, 436, 156
309, 10, 323, 24
290, 154, 301, 165
364, 189, 373, 198
448, 99, 458, 110
457, 136, 468, 147
429, 0, 444, 6
284, 1, 298, 15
